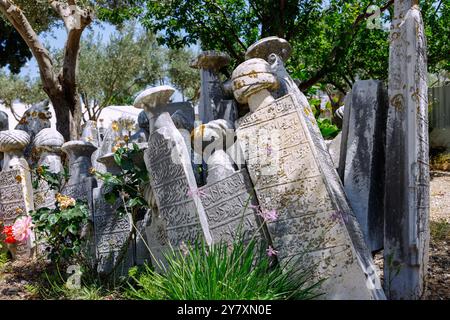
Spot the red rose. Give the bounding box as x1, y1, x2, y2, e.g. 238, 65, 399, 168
2, 226, 16, 244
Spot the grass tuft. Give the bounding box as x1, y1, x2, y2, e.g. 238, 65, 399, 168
126, 239, 322, 300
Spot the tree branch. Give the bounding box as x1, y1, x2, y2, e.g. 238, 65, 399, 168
0, 0, 59, 95
298, 0, 394, 91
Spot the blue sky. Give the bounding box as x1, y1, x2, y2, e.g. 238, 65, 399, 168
19, 21, 186, 102
20, 22, 117, 78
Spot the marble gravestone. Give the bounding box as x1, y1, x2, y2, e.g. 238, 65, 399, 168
232, 58, 385, 300
32, 128, 65, 210
195, 120, 268, 245
384, 1, 430, 300
0, 130, 35, 258
92, 153, 134, 275
339, 80, 388, 253
135, 86, 212, 267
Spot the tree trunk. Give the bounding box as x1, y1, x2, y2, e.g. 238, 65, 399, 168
47, 88, 81, 141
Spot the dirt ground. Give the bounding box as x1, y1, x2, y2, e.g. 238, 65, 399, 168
1, 171, 450, 300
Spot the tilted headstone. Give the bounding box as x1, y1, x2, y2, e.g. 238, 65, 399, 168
0, 130, 34, 258
32, 128, 65, 210
338, 80, 388, 253
190, 51, 231, 125
135, 86, 212, 267
232, 58, 385, 300
384, 1, 430, 300
194, 120, 267, 245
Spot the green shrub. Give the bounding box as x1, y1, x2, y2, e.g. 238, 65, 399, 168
317, 118, 340, 139
126, 239, 322, 300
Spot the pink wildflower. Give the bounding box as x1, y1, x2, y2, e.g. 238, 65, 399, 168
266, 246, 278, 257
258, 209, 279, 223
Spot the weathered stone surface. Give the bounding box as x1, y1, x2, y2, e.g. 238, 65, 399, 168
144, 113, 212, 265
325, 132, 342, 169
191, 51, 230, 124
81, 121, 100, 148
0, 130, 34, 258
384, 1, 430, 300
339, 80, 388, 253
93, 180, 133, 275
15, 100, 52, 161
232, 58, 385, 300
15, 100, 52, 139
0, 111, 8, 170
245, 36, 292, 62
130, 111, 150, 143
61, 140, 97, 209
33, 128, 65, 210
199, 169, 265, 245
0, 111, 8, 131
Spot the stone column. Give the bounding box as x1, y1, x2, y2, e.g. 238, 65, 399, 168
339, 80, 388, 253
33, 128, 65, 210
0, 111, 8, 170
384, 0, 430, 300
0, 130, 34, 258
190, 51, 231, 125
232, 59, 385, 300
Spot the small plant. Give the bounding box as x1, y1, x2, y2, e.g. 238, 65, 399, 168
316, 118, 340, 139
430, 219, 450, 242
126, 238, 322, 300
30, 165, 89, 264
431, 152, 450, 171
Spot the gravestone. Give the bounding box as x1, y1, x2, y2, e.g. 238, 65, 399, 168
0, 111, 8, 170
232, 58, 385, 300
92, 153, 134, 275
339, 80, 388, 253
135, 86, 212, 267
32, 128, 65, 210
15, 100, 52, 162
0, 130, 35, 258
190, 51, 230, 125
61, 140, 97, 208
195, 120, 267, 245
130, 111, 150, 143
384, 1, 430, 300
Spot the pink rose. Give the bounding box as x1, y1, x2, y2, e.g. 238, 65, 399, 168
12, 216, 33, 243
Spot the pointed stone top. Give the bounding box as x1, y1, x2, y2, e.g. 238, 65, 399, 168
245, 36, 292, 62
33, 128, 65, 150
0, 130, 30, 152
133, 85, 175, 110
190, 51, 231, 70
231, 58, 279, 104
